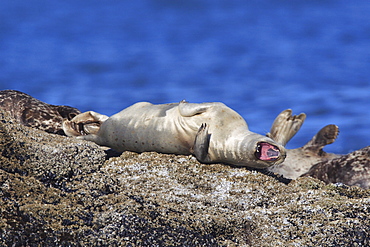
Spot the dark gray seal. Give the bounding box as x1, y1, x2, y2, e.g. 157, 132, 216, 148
0, 90, 81, 135
63, 101, 287, 168
302, 146, 370, 189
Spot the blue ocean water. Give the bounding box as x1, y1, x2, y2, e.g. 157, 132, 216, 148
0, 0, 369, 153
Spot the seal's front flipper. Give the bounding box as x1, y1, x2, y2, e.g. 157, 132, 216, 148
267, 109, 306, 146
303, 124, 339, 153
192, 123, 211, 163
178, 101, 225, 117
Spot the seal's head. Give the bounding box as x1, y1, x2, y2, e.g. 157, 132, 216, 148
255, 142, 282, 162
253, 141, 286, 168
239, 135, 286, 169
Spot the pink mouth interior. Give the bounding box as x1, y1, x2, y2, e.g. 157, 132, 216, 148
256, 142, 280, 161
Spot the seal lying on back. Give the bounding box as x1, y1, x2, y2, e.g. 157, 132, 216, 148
0, 90, 81, 135
63, 101, 286, 168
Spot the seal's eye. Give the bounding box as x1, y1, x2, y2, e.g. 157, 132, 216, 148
255, 142, 280, 161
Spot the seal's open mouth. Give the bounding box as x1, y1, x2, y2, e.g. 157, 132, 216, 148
255, 142, 280, 161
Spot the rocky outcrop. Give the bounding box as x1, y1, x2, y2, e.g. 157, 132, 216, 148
0, 111, 369, 246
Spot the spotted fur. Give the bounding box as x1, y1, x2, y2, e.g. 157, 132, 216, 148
0, 90, 81, 135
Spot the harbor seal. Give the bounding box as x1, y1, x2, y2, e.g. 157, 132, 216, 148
302, 146, 370, 189
0, 90, 81, 135
63, 101, 287, 168
266, 109, 340, 179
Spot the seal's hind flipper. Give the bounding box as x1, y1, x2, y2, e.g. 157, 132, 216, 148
192, 123, 211, 162
302, 124, 339, 153
267, 109, 306, 146
63, 111, 108, 137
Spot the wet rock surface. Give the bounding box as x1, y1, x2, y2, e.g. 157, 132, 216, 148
0, 110, 369, 246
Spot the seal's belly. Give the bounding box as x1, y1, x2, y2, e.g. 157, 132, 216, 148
101, 112, 198, 154
121, 125, 194, 154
